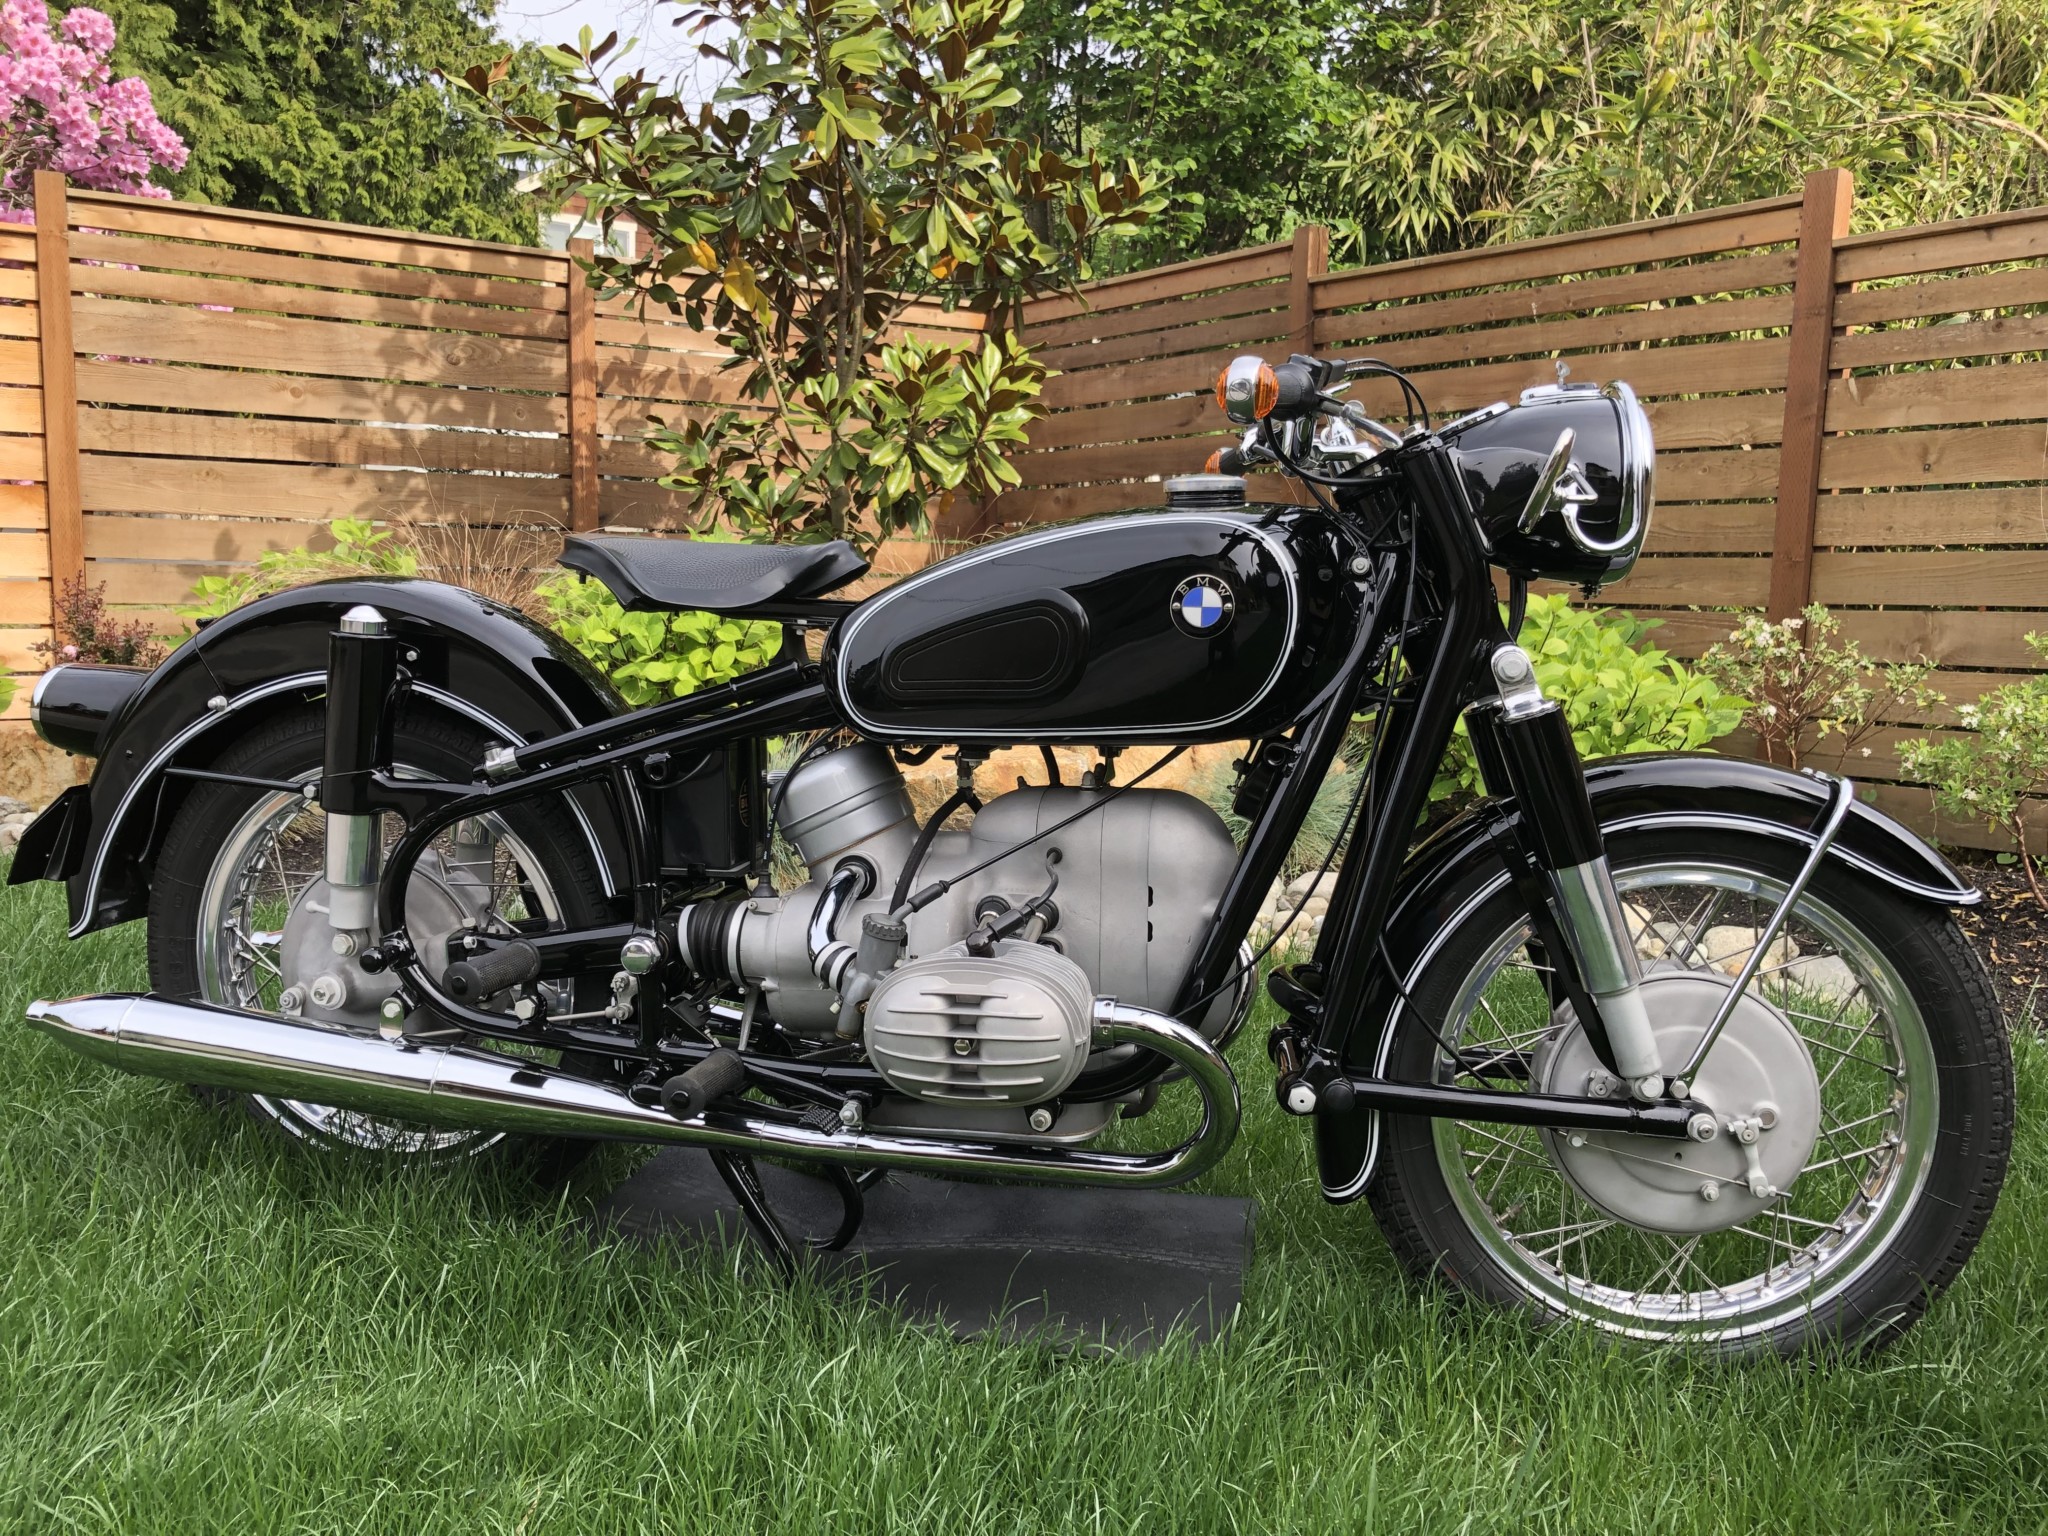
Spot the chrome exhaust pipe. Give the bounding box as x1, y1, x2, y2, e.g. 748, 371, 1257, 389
23, 994, 1240, 1189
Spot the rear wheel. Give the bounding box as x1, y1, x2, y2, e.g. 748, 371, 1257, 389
147, 703, 617, 1177
1367, 826, 2012, 1354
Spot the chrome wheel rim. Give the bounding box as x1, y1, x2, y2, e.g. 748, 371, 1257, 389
1429, 860, 1939, 1343
195, 768, 563, 1158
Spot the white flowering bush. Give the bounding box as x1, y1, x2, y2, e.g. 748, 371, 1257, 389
1699, 603, 1941, 771
1899, 635, 2048, 911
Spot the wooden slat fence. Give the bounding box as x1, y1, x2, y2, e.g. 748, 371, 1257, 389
12, 179, 984, 669
62, 183, 576, 638
0, 202, 49, 717
996, 189, 1811, 604
4, 171, 2046, 848
1797, 201, 2048, 842
995, 174, 2048, 851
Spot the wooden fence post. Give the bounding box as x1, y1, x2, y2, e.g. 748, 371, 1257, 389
32, 171, 82, 628
1289, 224, 1329, 357
565, 237, 599, 534
1768, 168, 1853, 620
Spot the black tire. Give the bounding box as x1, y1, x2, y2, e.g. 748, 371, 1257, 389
148, 702, 616, 1181
1366, 824, 2013, 1355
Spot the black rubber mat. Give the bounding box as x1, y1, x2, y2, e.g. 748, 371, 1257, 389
592, 1149, 1257, 1353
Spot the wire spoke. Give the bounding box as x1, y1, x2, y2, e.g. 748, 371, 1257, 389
1633, 1231, 1704, 1301
1816, 1012, 1888, 1093
1801, 1139, 1894, 1177
1524, 1218, 1619, 1264
1792, 1026, 1899, 1073
1769, 1208, 1850, 1235
1669, 889, 1730, 967
1732, 1220, 1808, 1260
1818, 1103, 1901, 1140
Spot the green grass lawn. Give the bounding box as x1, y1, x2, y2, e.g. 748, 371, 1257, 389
2, 871, 2045, 1535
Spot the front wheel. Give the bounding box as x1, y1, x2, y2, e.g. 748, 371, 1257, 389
1367, 824, 2012, 1354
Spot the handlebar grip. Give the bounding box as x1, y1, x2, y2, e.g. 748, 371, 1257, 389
1264, 361, 1321, 421
443, 938, 541, 1002
660, 1047, 749, 1118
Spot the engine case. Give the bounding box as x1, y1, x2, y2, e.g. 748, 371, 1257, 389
683, 744, 1242, 1051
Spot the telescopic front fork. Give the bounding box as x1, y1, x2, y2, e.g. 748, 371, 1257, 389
1470, 642, 1666, 1100
322, 604, 398, 942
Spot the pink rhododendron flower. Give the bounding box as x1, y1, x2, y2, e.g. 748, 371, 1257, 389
0, 0, 186, 219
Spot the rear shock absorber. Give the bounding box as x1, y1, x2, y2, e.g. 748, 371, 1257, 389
322, 605, 397, 938
1480, 642, 1664, 1101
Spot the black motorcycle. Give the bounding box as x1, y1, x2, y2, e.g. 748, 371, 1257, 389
12, 353, 2011, 1353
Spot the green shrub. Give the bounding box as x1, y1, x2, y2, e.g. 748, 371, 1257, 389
181, 519, 417, 621
1191, 596, 1739, 877
177, 517, 786, 709
536, 574, 782, 707
36, 576, 168, 668
1899, 637, 2048, 910
169, 518, 782, 708
1432, 594, 1745, 804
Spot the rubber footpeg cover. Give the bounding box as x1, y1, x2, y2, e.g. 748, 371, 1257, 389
444, 939, 541, 1002
661, 1048, 749, 1118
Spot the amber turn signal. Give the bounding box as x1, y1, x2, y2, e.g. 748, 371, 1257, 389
1216, 355, 1279, 425
1203, 449, 1224, 473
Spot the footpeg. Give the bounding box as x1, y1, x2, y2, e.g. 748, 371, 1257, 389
443, 939, 540, 1003
659, 1048, 748, 1118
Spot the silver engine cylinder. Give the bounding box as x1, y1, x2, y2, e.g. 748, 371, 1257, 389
862, 939, 1096, 1105
677, 743, 1246, 1097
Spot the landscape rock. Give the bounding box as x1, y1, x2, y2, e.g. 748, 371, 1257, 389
1635, 920, 1686, 962
1777, 954, 1861, 1005
1698, 925, 1799, 976
1286, 870, 1338, 902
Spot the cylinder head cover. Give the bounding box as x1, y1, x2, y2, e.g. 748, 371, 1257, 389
862, 939, 1096, 1106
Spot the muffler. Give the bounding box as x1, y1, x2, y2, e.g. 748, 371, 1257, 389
23, 994, 1239, 1188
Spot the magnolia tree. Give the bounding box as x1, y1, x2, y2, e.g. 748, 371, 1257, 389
0, 0, 187, 221
464, 0, 1161, 552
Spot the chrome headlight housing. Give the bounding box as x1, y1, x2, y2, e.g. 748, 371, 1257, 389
1446, 380, 1655, 592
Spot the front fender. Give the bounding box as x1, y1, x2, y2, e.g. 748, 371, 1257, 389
1312, 752, 1976, 1202
57, 578, 625, 936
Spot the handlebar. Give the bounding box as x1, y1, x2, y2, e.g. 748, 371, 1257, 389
1216, 353, 1405, 445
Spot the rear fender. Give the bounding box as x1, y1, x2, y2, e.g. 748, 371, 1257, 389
1312, 752, 1977, 1202
55, 578, 626, 936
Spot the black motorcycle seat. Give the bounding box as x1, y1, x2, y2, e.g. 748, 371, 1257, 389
557, 534, 869, 614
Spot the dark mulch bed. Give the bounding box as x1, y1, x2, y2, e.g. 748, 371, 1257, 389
1952, 851, 2048, 1029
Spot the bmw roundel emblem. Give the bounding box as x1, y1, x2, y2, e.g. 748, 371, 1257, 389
1171, 574, 1235, 637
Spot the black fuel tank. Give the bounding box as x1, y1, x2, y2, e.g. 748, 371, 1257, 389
826, 510, 1349, 743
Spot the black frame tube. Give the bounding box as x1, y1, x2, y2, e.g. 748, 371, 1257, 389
369, 682, 834, 1046
1308, 441, 1509, 1062
1332, 1077, 1697, 1136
